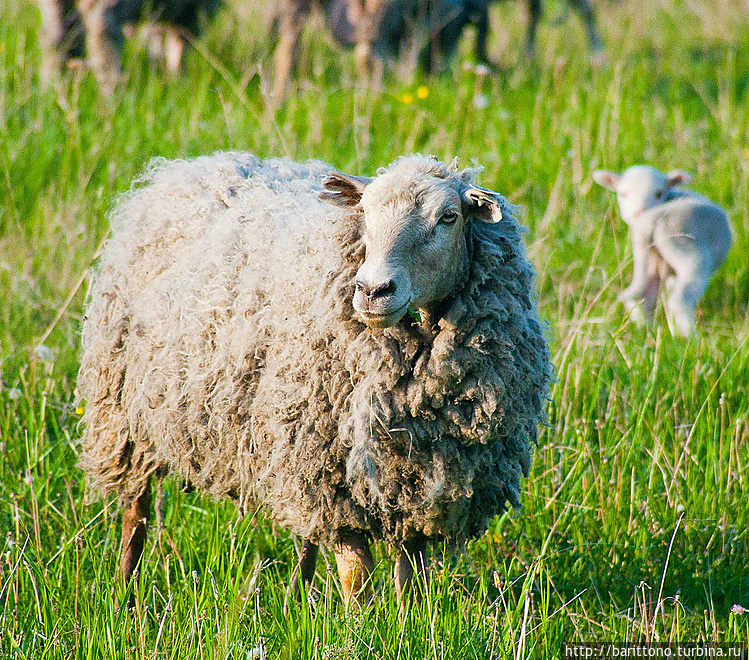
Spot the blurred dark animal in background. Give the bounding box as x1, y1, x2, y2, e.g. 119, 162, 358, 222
38, 0, 221, 91
271, 0, 604, 99
272, 0, 386, 99
435, 0, 604, 67
272, 0, 468, 99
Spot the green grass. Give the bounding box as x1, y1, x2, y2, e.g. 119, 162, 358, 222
1, 0, 749, 656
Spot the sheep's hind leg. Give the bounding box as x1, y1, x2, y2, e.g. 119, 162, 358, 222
120, 484, 151, 600
334, 531, 374, 607
567, 0, 604, 55
395, 536, 428, 608
290, 539, 319, 598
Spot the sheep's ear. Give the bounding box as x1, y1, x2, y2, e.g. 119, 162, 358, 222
456, 166, 483, 184
592, 169, 621, 191
666, 170, 692, 187
462, 184, 504, 223
319, 172, 372, 208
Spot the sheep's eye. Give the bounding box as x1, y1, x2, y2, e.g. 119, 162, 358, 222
440, 211, 459, 224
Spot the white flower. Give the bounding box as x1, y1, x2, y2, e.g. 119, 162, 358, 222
34, 345, 54, 362
473, 93, 490, 110
247, 638, 267, 660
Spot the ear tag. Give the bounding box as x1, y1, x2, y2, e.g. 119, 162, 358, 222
467, 185, 503, 222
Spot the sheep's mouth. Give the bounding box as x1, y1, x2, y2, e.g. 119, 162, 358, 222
357, 300, 411, 329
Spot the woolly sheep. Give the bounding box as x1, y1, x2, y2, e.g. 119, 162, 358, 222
78, 152, 552, 604
39, 0, 221, 90
593, 165, 731, 336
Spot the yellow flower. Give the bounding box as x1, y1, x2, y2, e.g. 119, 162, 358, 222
75, 406, 84, 415
416, 85, 429, 99
401, 93, 414, 105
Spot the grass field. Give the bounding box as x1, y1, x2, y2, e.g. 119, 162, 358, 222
1, 0, 749, 657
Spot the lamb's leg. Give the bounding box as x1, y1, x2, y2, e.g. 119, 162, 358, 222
272, 0, 311, 100
334, 531, 374, 607
395, 536, 428, 605
290, 539, 319, 597
79, 0, 124, 93
640, 248, 664, 323
524, 0, 542, 56
121, 485, 151, 592
619, 232, 652, 324
666, 270, 710, 337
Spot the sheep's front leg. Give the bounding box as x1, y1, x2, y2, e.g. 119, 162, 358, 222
121, 485, 151, 598
39, 0, 84, 85
352, 0, 386, 79
272, 0, 310, 100
395, 537, 428, 605
334, 531, 374, 607
79, 0, 124, 93
164, 26, 186, 74
640, 248, 666, 323
290, 539, 319, 597
474, 3, 491, 64
524, 0, 542, 56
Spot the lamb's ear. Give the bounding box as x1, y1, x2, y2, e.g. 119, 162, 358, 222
318, 172, 373, 208
462, 184, 504, 223
592, 169, 621, 191
666, 170, 692, 187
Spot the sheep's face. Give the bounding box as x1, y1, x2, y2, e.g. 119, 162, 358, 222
320, 161, 505, 329
593, 165, 692, 224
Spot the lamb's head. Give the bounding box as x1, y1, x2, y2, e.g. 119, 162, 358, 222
320, 156, 506, 329
593, 165, 692, 224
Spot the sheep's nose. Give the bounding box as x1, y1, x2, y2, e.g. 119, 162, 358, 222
356, 278, 397, 299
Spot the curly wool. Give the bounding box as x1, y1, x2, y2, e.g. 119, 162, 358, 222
78, 152, 551, 546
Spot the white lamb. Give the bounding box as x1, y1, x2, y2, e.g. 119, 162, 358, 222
593, 165, 732, 336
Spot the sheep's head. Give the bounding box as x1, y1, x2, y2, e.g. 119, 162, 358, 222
593, 165, 692, 224
320, 156, 505, 329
